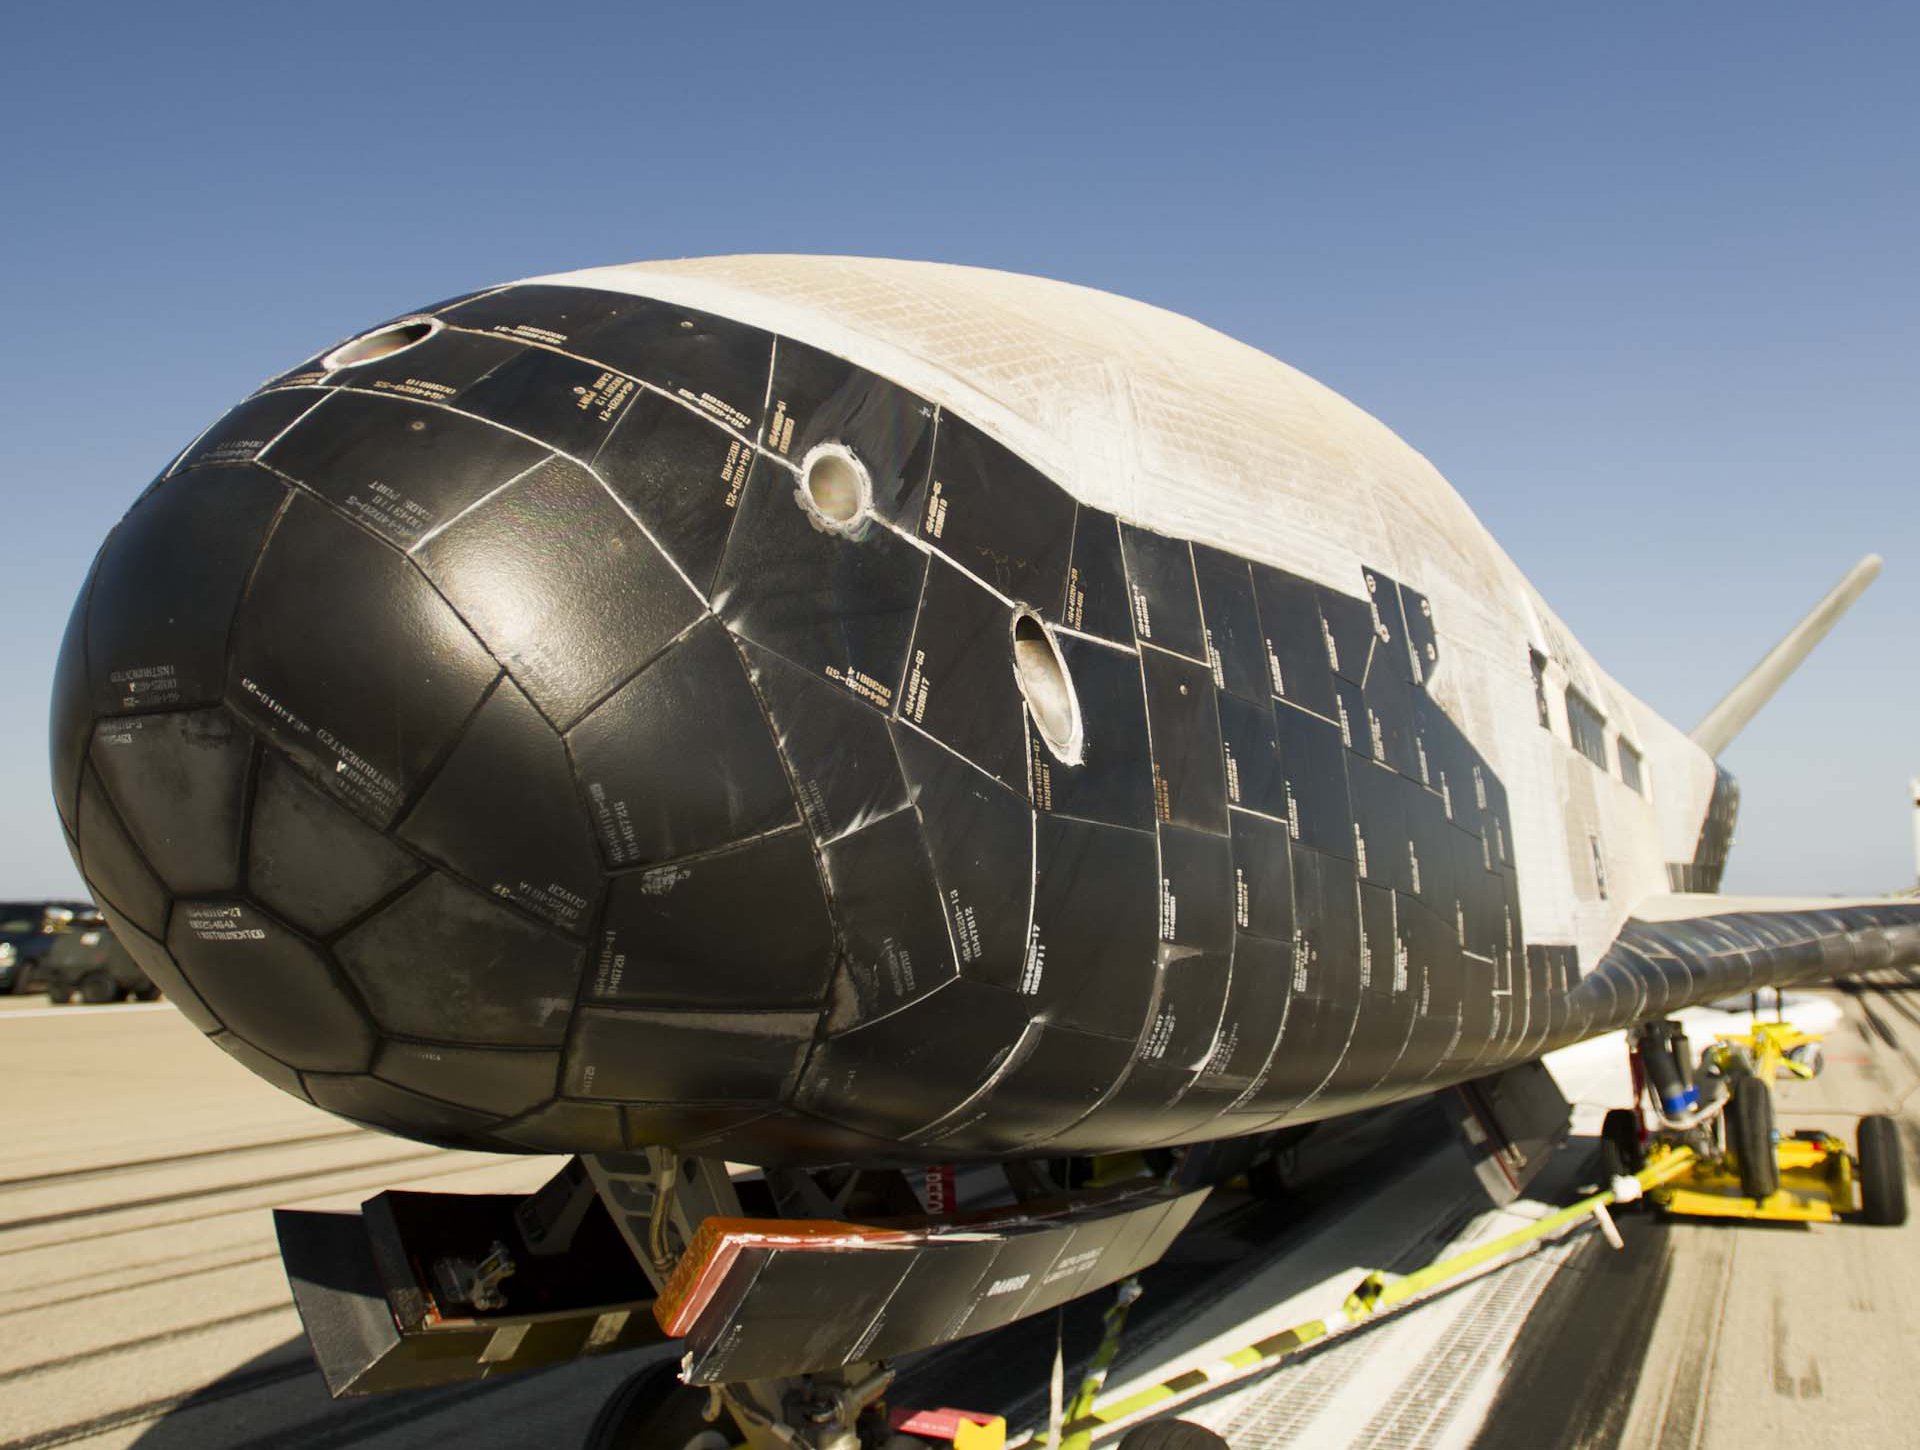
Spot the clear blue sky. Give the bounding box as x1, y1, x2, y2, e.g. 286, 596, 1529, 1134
1, 3, 1913, 898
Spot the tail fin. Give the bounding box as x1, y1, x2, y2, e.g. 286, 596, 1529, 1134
1690, 553, 1882, 757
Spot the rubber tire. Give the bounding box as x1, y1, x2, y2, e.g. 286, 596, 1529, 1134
1858, 1114, 1908, 1226
78, 971, 121, 1005
584, 1362, 733, 1450
44, 982, 72, 1006
1118, 1420, 1230, 1450
132, 983, 162, 1002
1727, 1074, 1779, 1202
1600, 1108, 1644, 1178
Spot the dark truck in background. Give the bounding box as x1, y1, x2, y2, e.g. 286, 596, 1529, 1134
38, 911, 157, 1004
0, 901, 94, 993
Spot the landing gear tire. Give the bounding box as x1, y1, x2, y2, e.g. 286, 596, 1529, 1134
1858, 1114, 1908, 1226
44, 983, 72, 1006
1118, 1419, 1230, 1449
585, 1361, 733, 1450
1727, 1075, 1778, 1202
1600, 1107, 1644, 1179
132, 983, 161, 1001
78, 971, 120, 1005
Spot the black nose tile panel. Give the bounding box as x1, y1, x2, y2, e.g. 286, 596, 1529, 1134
593, 390, 758, 597
1400, 584, 1439, 683
1193, 545, 1267, 704
1216, 692, 1284, 820
820, 806, 957, 1025
174, 388, 326, 473
76, 767, 169, 938
322, 328, 524, 404
766, 342, 936, 528
1159, 825, 1234, 953
1026, 814, 1159, 1040
900, 558, 1029, 791
1031, 637, 1154, 831
247, 753, 423, 937
452, 346, 639, 460
397, 680, 600, 933
1362, 570, 1414, 686
167, 901, 373, 1072
1361, 662, 1421, 781
1230, 810, 1295, 944
304, 1073, 502, 1148
712, 458, 929, 712
1057, 508, 1132, 643
88, 708, 251, 899
1204, 933, 1292, 1093
229, 494, 500, 829
567, 618, 797, 869
87, 465, 287, 719
1250, 564, 1338, 720
1120, 526, 1206, 662
335, 874, 582, 1047
1318, 586, 1374, 686
262, 391, 549, 551
743, 641, 909, 844
567, 1008, 814, 1104
101, 906, 219, 1034
1142, 648, 1228, 835
1272, 700, 1353, 860
894, 725, 1033, 992
211, 1034, 309, 1103
917, 415, 1075, 611
374, 1041, 560, 1119
912, 1021, 1135, 1152
415, 455, 703, 731
591, 828, 833, 1013
1347, 759, 1412, 896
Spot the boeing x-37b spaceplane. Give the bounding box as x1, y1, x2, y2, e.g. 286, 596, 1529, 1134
50, 256, 1920, 1446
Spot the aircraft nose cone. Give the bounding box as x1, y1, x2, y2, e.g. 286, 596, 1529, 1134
48, 359, 834, 1152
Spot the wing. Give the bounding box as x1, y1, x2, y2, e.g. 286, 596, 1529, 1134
1567, 893, 1920, 1034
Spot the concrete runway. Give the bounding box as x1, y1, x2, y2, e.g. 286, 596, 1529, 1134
1, 972, 1916, 1450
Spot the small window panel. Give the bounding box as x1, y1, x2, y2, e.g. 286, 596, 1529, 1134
1529, 649, 1551, 730
1565, 687, 1608, 770
1618, 739, 1645, 796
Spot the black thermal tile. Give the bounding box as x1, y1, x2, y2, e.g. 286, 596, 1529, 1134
742, 640, 908, 844
450, 346, 639, 458
1159, 825, 1234, 952
1400, 584, 1439, 683
1360, 659, 1421, 780
375, 1042, 560, 1118
1120, 526, 1206, 661
211, 1034, 309, 1102
261, 390, 547, 550
1405, 785, 1459, 918
323, 327, 523, 404
795, 977, 1035, 1140
592, 389, 757, 597
1358, 881, 1400, 1001
1290, 844, 1362, 1004
1272, 699, 1354, 860
168, 901, 373, 1072
914, 1022, 1134, 1152
1193, 545, 1268, 703
1056, 508, 1132, 643
821, 807, 958, 1024
247, 753, 423, 937
1027, 815, 1160, 1040
102, 905, 218, 1033
76, 767, 168, 937
1231, 809, 1295, 943
88, 708, 251, 898
230, 496, 500, 828
894, 724, 1034, 991
1347, 759, 1413, 895
1419, 706, 1480, 834
173, 388, 326, 472
87, 464, 286, 718
1332, 677, 1370, 760
712, 458, 928, 712
1362, 568, 1414, 685
304, 1074, 501, 1147
899, 558, 1029, 791
49, 583, 92, 832
1142, 648, 1228, 834
1250, 564, 1338, 719
1142, 948, 1233, 1077
766, 343, 937, 526
1032, 637, 1154, 831
1317, 585, 1374, 685
415, 455, 703, 730
491, 1100, 629, 1155
1195, 933, 1291, 1091
1482, 770, 1515, 867
335, 874, 582, 1047
592, 828, 832, 1012
397, 680, 601, 933
918, 415, 1075, 612
567, 618, 797, 868
1216, 692, 1285, 819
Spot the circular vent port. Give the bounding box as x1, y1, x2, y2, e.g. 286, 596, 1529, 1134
1013, 612, 1083, 764
322, 317, 440, 371
797, 443, 871, 529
